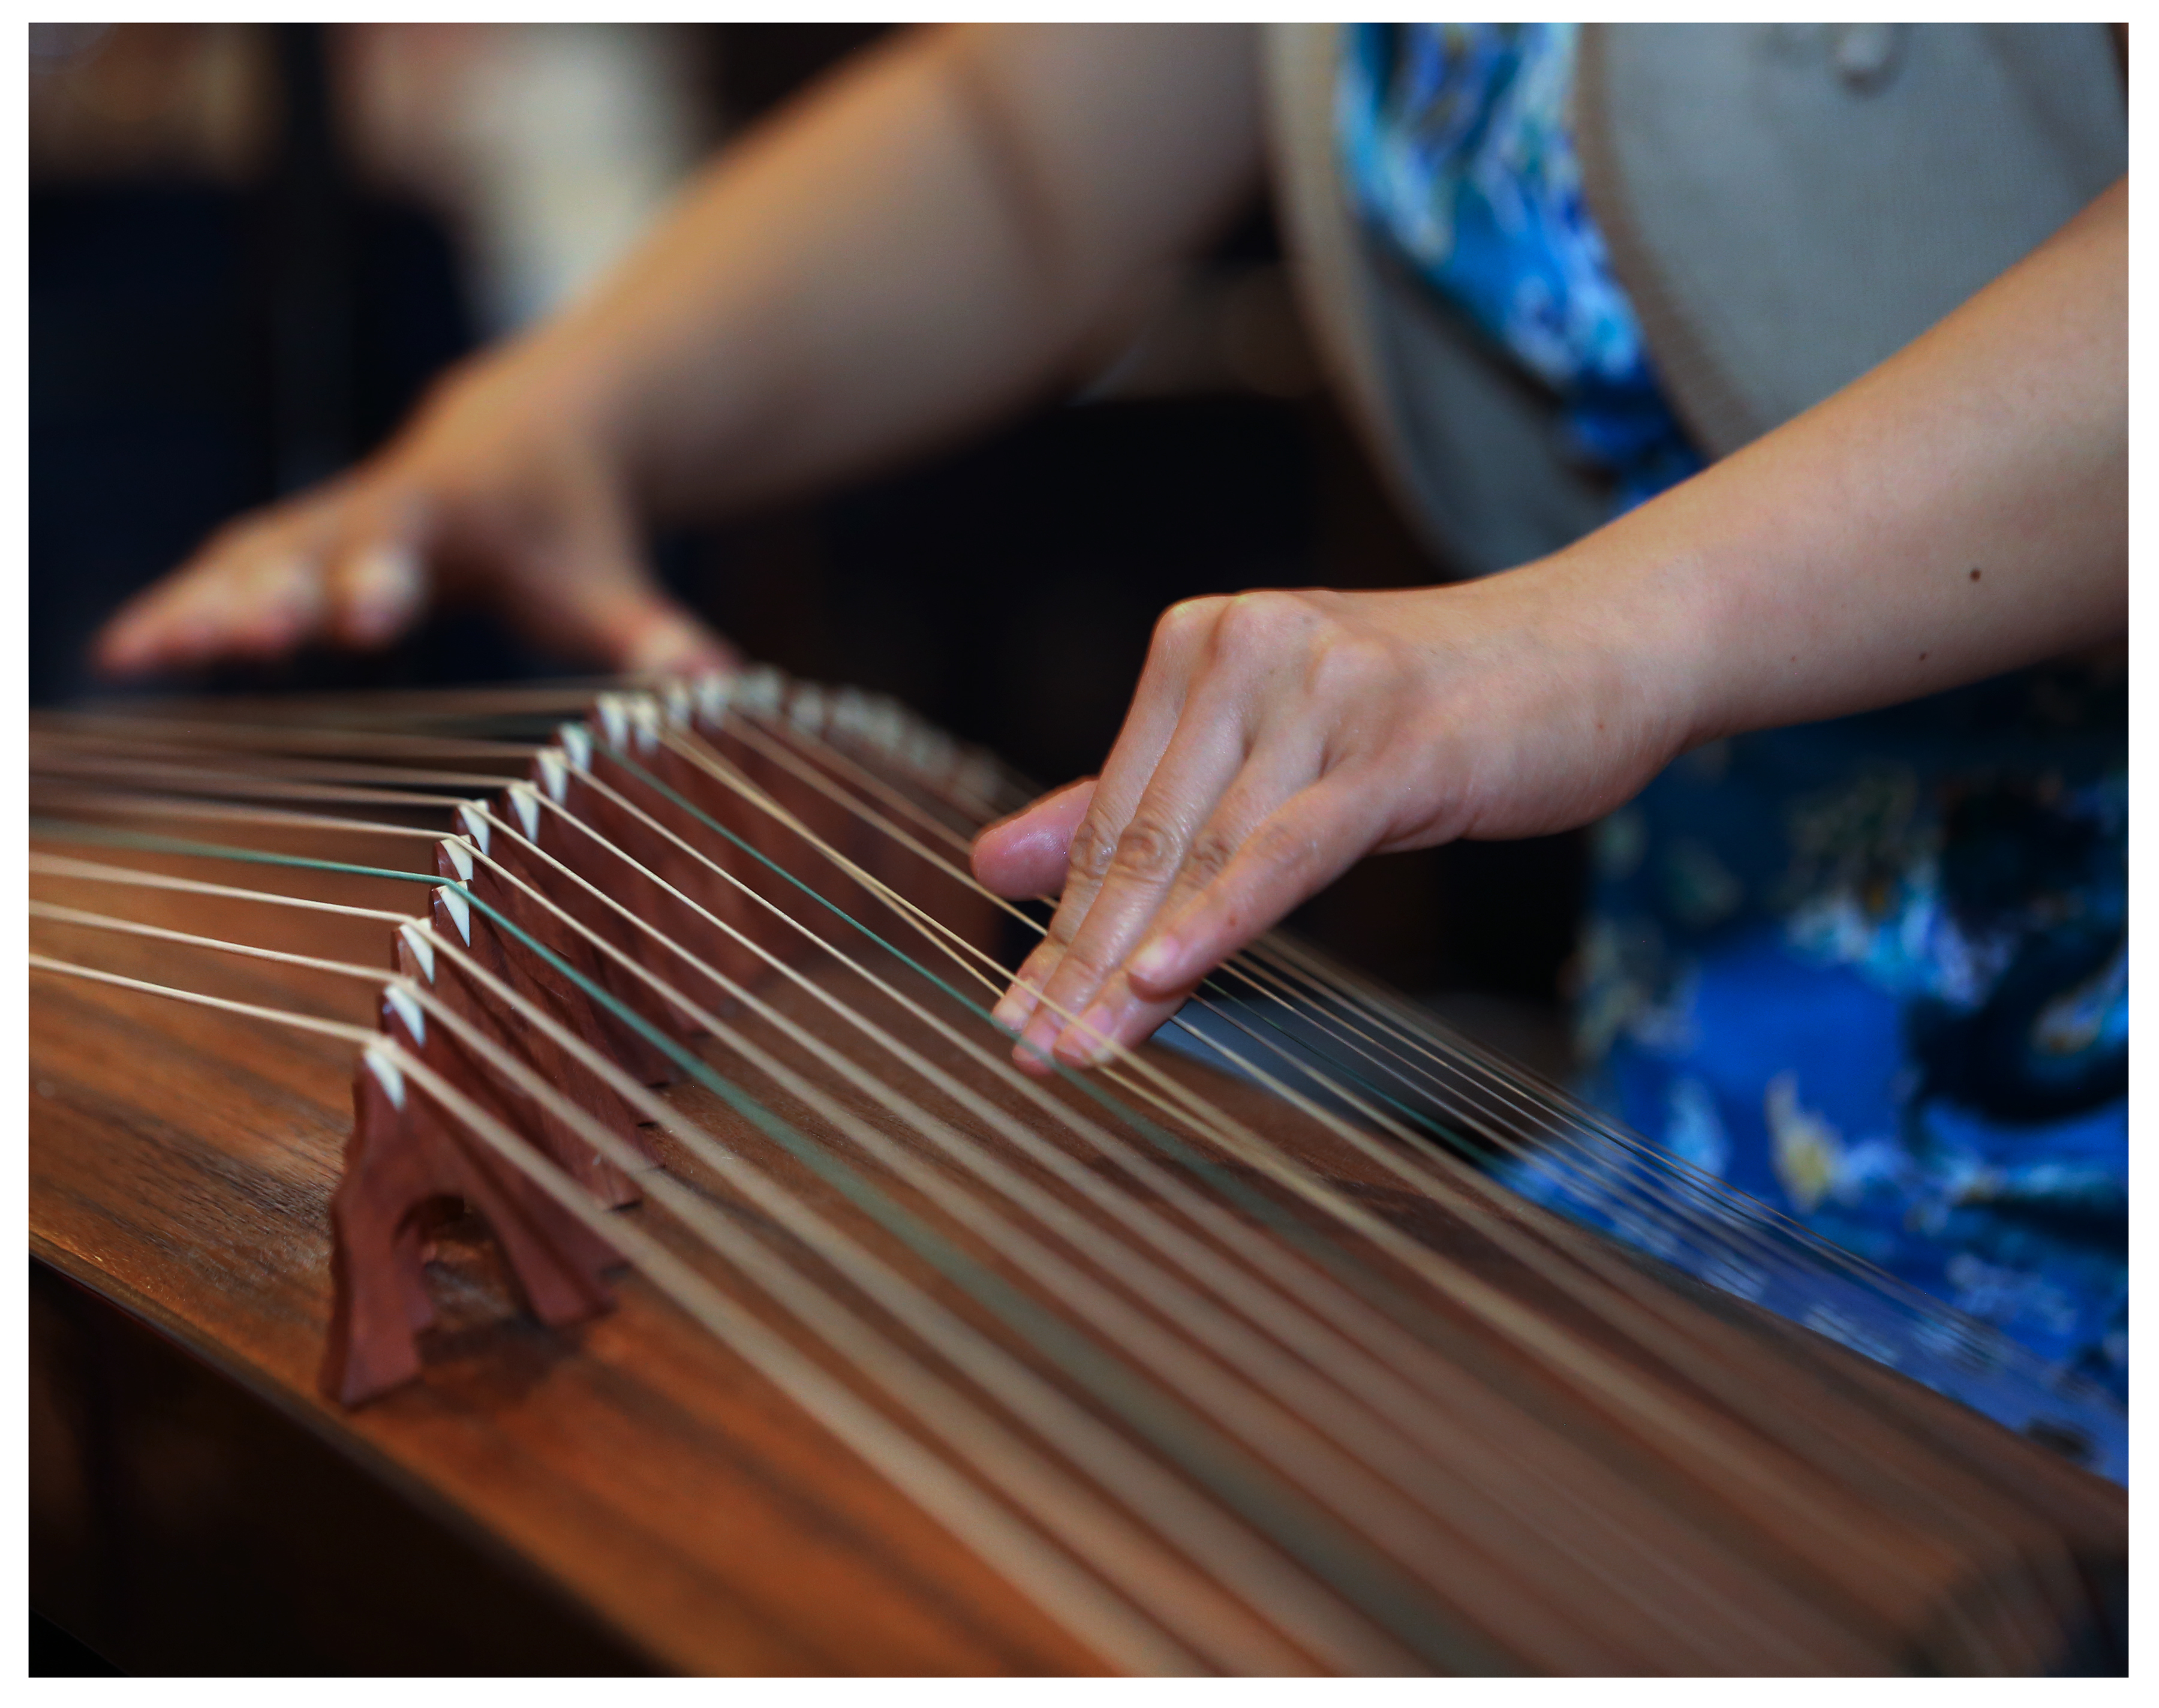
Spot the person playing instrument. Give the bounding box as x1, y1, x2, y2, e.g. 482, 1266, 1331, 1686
93, 25, 2128, 1401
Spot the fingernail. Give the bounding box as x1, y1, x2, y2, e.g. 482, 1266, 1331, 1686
1015, 1013, 1062, 1066
990, 988, 1032, 1033
626, 616, 729, 675
1129, 936, 1181, 991
1058, 1003, 1120, 1067
345, 544, 422, 643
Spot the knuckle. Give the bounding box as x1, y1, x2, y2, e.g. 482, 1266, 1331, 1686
1246, 814, 1323, 880
1109, 814, 1183, 884
1066, 810, 1122, 884
1181, 826, 1242, 886
1153, 596, 1226, 659
1213, 588, 1304, 651
1048, 937, 1118, 990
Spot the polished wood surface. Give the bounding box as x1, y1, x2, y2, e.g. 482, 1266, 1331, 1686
28, 712, 2130, 1675
29, 853, 1102, 1674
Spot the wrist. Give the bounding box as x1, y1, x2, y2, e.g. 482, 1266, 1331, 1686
1547, 494, 1748, 754
1500, 547, 1697, 772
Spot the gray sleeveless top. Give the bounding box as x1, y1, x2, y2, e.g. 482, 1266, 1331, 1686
1264, 22, 2126, 576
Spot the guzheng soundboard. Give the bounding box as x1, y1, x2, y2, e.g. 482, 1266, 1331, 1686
28, 673, 2129, 1674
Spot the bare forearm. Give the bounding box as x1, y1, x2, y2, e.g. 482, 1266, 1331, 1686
1565, 176, 2128, 748
516, 23, 1264, 518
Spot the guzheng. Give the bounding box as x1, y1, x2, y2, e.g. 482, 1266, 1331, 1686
28, 671, 2128, 1675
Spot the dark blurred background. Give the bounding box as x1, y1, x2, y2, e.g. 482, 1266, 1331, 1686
28, 20, 1580, 1060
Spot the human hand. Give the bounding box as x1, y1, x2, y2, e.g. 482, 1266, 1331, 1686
970, 572, 1697, 1073
92, 344, 735, 679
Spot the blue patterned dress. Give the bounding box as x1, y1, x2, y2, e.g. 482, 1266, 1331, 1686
1339, 22, 2128, 1405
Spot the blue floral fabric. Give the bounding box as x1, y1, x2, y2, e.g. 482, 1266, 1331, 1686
1339, 22, 1703, 507
1339, 22, 2128, 1406
1580, 675, 2129, 1403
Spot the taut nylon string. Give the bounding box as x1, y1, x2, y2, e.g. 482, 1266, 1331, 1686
30, 821, 1501, 1672
29, 763, 1905, 1665
446, 802, 1745, 1668
575, 723, 1931, 1580
32, 671, 2125, 1670
27, 946, 1223, 1676
29, 817, 1829, 1665
726, 689, 1969, 1335
720, 685, 2101, 1417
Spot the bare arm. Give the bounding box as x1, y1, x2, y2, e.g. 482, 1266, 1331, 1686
550, 22, 1265, 516
978, 175, 2127, 1073
97, 23, 1264, 673
1629, 176, 2125, 739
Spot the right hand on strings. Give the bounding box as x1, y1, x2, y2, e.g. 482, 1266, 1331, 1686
92, 346, 736, 679
969, 576, 1698, 1075
967, 159, 2129, 1073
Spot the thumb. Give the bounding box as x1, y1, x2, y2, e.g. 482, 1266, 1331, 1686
972, 777, 1097, 897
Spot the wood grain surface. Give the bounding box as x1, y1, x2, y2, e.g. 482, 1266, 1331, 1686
28, 810, 2130, 1675
29, 849, 1103, 1674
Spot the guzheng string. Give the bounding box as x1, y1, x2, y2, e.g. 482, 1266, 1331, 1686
27, 673, 2127, 1674
708, 703, 1932, 1328
651, 696, 2125, 1454
28, 912, 1359, 1674
31, 685, 2125, 1462
35, 948, 1237, 1674
16, 738, 2035, 1384
34, 903, 1822, 1675
560, 720, 2122, 1610
29, 825, 1653, 1669
29, 883, 1423, 1671
29, 686, 2124, 1459
638, 702, 1971, 1314
591, 713, 2100, 1438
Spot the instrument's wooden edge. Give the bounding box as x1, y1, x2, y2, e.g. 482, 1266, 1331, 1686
30, 1243, 661, 1674
31, 706, 2131, 1677
27, 941, 1115, 1676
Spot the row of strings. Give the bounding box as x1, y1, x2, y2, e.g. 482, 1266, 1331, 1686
26, 678, 2096, 1419
25, 676, 2121, 1674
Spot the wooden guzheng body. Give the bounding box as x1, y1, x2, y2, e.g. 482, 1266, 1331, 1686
28, 673, 2128, 1675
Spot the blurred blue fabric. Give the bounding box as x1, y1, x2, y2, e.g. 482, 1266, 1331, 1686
1340, 21, 2128, 1411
